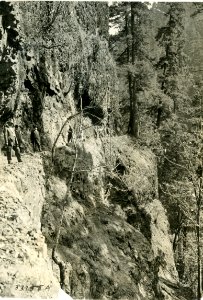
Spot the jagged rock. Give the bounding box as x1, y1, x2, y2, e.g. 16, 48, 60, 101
42, 135, 191, 299
0, 2, 195, 299
0, 155, 59, 298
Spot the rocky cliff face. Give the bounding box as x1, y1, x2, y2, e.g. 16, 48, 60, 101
42, 135, 183, 300
0, 2, 21, 122
0, 2, 195, 300
0, 154, 60, 298
0, 132, 193, 299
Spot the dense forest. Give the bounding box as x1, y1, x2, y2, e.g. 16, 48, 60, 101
1, 1, 203, 300
113, 3, 203, 298
109, 2, 203, 298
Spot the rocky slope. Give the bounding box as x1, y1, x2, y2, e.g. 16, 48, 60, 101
0, 153, 59, 298
41, 134, 194, 300
0, 2, 195, 300
0, 133, 193, 300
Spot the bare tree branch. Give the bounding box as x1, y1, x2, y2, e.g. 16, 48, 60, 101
40, 2, 63, 35
51, 111, 81, 162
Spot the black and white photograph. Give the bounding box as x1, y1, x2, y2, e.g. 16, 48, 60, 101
0, 1, 203, 299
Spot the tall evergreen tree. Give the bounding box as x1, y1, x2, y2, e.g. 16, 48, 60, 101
156, 3, 187, 125
110, 2, 155, 138
156, 5, 203, 297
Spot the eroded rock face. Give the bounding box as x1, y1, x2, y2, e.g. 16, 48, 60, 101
0, 2, 21, 121
0, 154, 59, 298
0, 131, 193, 299
41, 135, 189, 300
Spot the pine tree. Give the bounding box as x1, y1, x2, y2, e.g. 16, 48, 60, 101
109, 2, 155, 138
156, 3, 187, 125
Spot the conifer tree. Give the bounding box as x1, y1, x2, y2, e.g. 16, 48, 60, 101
156, 3, 187, 125
110, 2, 155, 138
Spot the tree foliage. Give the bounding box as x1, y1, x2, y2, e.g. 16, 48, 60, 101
109, 2, 161, 139
156, 3, 189, 116
110, 2, 203, 297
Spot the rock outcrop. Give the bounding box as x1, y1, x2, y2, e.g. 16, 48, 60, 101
0, 2, 195, 300
0, 132, 193, 299
0, 154, 59, 298
41, 135, 192, 300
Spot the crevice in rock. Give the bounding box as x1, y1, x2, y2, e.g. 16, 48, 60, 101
84, 104, 104, 125
107, 174, 152, 242
0, 3, 20, 121
22, 57, 58, 148
74, 85, 104, 125
33, 65, 57, 97
126, 207, 152, 242
52, 251, 66, 290
150, 254, 166, 300
114, 158, 127, 175
1, 2, 20, 51
23, 77, 43, 127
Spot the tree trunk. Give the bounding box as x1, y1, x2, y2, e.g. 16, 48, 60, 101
125, 8, 133, 134
125, 9, 130, 63
156, 102, 162, 128
197, 213, 201, 300
197, 177, 202, 300
131, 3, 135, 65
128, 73, 133, 133
157, 43, 169, 127
128, 3, 139, 138
131, 77, 139, 138
173, 209, 183, 252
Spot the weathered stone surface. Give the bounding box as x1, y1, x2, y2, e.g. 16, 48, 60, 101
42, 134, 188, 300
0, 154, 59, 298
